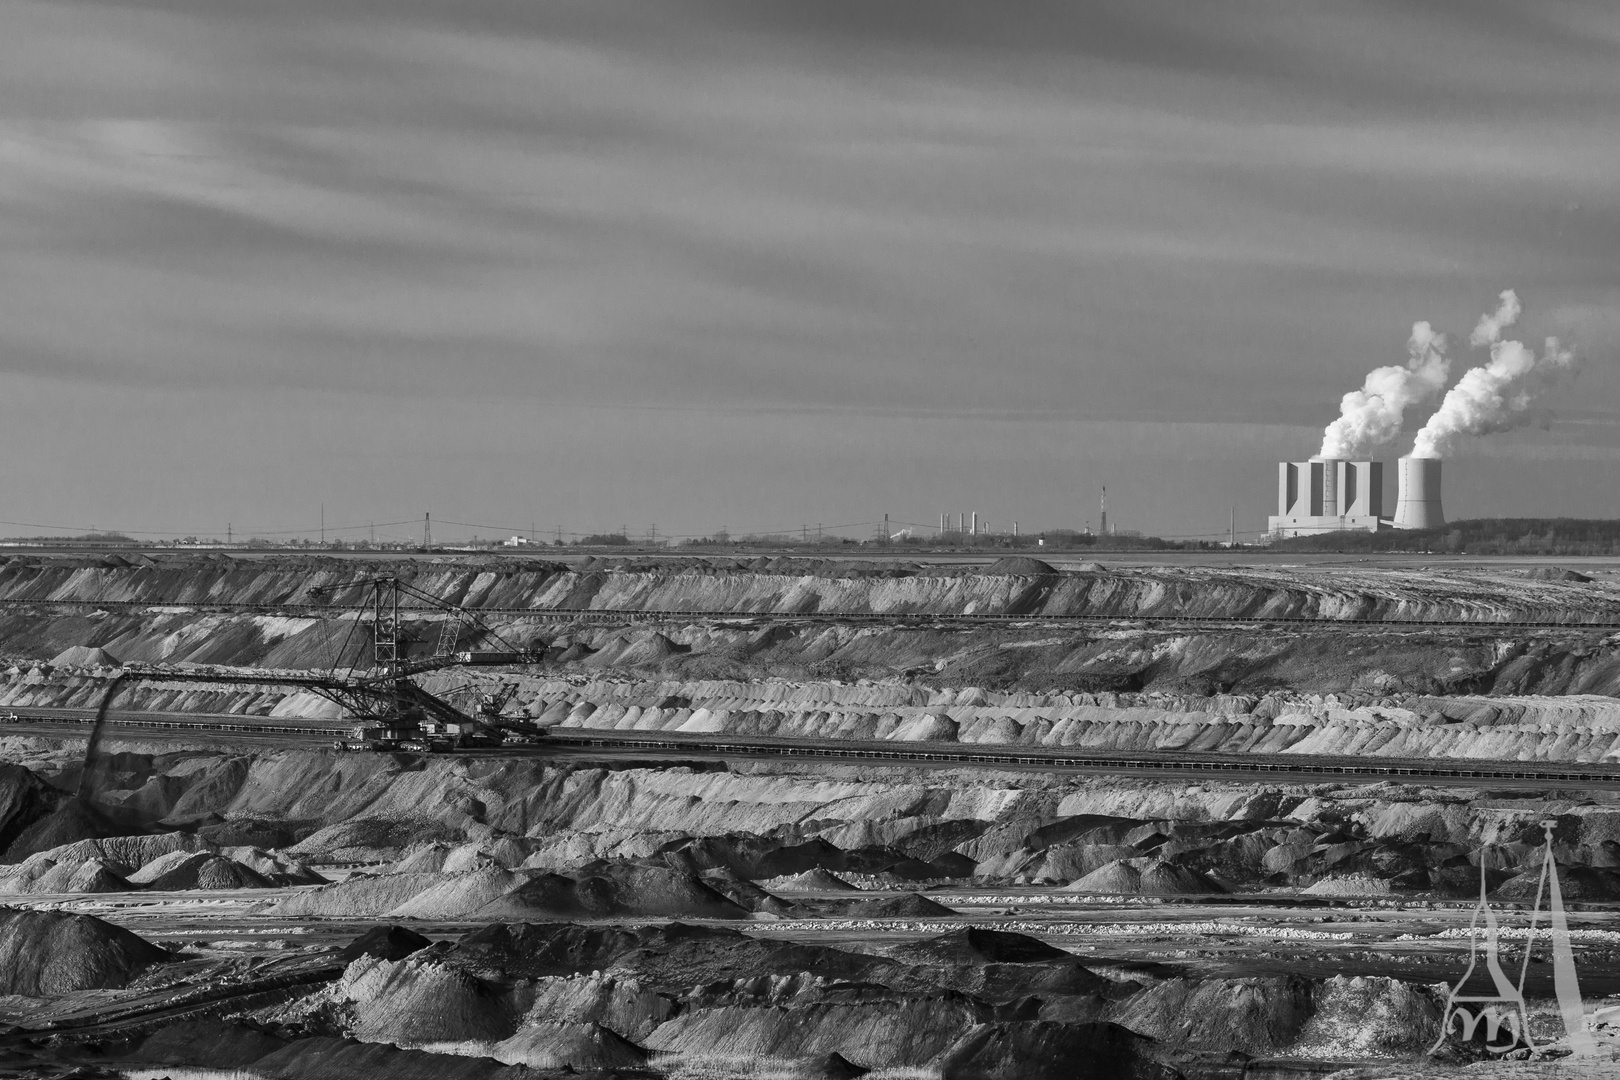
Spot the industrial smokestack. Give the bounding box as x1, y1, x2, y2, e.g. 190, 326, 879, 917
1316, 458, 1340, 516
1392, 457, 1444, 529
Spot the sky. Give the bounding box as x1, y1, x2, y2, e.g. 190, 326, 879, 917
3, 0, 1619, 543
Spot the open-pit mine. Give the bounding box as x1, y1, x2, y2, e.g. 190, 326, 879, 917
2, 551, 1619, 1079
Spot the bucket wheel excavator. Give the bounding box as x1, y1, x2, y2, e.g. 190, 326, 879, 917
301, 575, 544, 749
82, 576, 546, 774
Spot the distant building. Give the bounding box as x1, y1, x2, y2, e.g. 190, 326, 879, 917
1268, 459, 1384, 538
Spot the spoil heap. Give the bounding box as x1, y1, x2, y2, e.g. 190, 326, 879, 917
48, 644, 120, 668
142, 852, 277, 890
1061, 857, 1224, 896
0, 907, 166, 995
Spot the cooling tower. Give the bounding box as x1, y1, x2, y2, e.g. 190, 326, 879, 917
1393, 456, 1444, 529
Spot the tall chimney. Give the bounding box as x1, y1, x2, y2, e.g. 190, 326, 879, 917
1393, 457, 1444, 529
1316, 458, 1340, 516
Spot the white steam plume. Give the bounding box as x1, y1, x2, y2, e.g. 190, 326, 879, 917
1410, 290, 1578, 459
1470, 288, 1522, 348
1316, 322, 1451, 459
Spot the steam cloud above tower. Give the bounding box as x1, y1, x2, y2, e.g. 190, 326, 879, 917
1316, 290, 1579, 463
1317, 323, 1452, 459
1409, 290, 1579, 460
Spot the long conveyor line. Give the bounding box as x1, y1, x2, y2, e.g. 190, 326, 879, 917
0, 596, 1618, 630
13, 712, 1618, 789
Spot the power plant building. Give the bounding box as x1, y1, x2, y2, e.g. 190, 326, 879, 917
1268, 459, 1384, 537
1268, 456, 1444, 538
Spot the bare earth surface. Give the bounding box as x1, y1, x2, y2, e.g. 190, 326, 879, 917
0, 553, 1618, 1078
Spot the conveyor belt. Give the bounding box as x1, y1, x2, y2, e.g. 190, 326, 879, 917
0, 597, 1617, 630
9, 711, 1615, 788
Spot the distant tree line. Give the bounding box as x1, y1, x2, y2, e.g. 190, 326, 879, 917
1271, 518, 1620, 555
577, 533, 634, 546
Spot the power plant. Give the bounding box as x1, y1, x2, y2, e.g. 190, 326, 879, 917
1268, 456, 1443, 538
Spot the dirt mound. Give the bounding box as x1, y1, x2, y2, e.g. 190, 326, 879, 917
224, 846, 328, 885
793, 1052, 871, 1079
249, 1036, 537, 1080
345, 952, 518, 1045
448, 922, 673, 979
1524, 567, 1593, 582
91, 831, 213, 870
446, 921, 786, 983
616, 633, 685, 665
1302, 874, 1393, 897
695, 865, 794, 914
1496, 864, 1620, 901
1059, 860, 1139, 894
288, 818, 455, 863
0, 853, 132, 895
258, 873, 448, 918
125, 848, 202, 883
832, 892, 957, 918
144, 853, 276, 890
132, 1019, 287, 1067
1019, 842, 1141, 882
554, 641, 596, 661
0, 906, 166, 995
390, 842, 455, 874
48, 644, 120, 668
63, 858, 132, 893
518, 972, 674, 1041
986, 557, 1058, 576
388, 868, 523, 918
584, 635, 633, 666
932, 1021, 1170, 1080
1, 833, 214, 893
448, 921, 892, 991
341, 924, 433, 964
1140, 859, 1223, 895
491, 1020, 650, 1069
0, 765, 114, 862
1288, 975, 1443, 1059
198, 817, 316, 849
769, 868, 860, 893
1106, 975, 1315, 1055
889, 927, 1072, 966
644, 993, 994, 1067
681, 835, 851, 879
473, 865, 749, 921
1060, 857, 1222, 896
